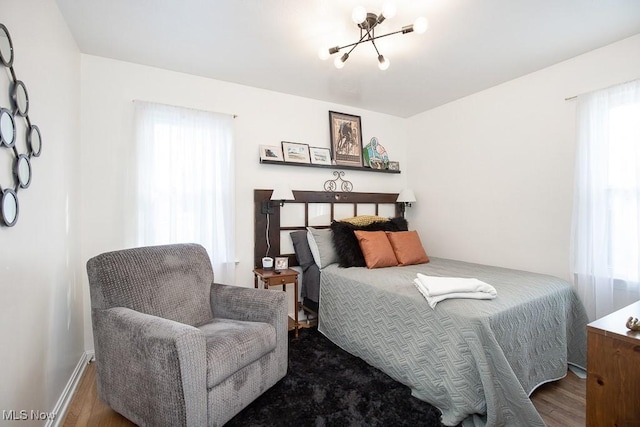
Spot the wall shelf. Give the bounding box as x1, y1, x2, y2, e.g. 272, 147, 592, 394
259, 159, 401, 174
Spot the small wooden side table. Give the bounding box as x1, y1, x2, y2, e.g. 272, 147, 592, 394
586, 300, 640, 426
253, 268, 299, 338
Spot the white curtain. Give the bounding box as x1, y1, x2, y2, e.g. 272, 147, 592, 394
134, 101, 235, 284
571, 80, 640, 321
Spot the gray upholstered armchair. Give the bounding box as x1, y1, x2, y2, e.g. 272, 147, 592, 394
86, 243, 288, 426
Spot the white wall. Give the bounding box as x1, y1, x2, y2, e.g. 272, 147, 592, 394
0, 0, 83, 424
79, 55, 408, 350
406, 34, 640, 281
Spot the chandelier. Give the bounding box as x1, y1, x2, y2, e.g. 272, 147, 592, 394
319, 4, 428, 70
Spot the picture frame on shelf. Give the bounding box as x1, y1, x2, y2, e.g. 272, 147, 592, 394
259, 144, 284, 162
275, 256, 289, 271
281, 141, 311, 164
309, 146, 332, 165
329, 111, 363, 167
363, 136, 389, 168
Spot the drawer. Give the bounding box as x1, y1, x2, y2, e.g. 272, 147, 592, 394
268, 276, 295, 285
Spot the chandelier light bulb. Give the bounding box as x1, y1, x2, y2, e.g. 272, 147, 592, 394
351, 6, 367, 25
378, 55, 390, 70
334, 53, 349, 69
381, 2, 397, 20
413, 17, 429, 34
318, 47, 330, 60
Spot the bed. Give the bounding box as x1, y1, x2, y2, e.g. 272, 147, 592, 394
253, 189, 588, 427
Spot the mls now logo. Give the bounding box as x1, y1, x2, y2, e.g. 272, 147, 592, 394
2, 410, 56, 421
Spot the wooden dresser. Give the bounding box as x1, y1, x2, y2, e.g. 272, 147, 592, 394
587, 300, 640, 427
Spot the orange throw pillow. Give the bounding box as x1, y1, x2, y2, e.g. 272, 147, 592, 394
386, 231, 430, 266
354, 230, 398, 269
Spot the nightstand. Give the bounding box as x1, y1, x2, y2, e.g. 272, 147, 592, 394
586, 300, 640, 426
253, 268, 299, 338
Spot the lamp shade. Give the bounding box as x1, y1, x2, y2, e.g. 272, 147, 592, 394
396, 189, 416, 203
271, 185, 295, 201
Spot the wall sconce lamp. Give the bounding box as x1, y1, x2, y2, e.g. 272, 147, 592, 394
396, 188, 416, 218
261, 185, 295, 215
262, 185, 295, 261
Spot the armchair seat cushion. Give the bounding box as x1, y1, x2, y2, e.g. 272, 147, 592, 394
197, 318, 277, 388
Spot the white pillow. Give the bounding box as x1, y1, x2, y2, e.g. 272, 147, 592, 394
306, 227, 338, 269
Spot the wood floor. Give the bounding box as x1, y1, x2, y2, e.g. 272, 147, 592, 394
62, 362, 132, 427
62, 362, 585, 427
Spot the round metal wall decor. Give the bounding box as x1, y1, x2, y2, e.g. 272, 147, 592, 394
0, 23, 42, 227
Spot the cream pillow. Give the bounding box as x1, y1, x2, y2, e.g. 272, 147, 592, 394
306, 227, 339, 269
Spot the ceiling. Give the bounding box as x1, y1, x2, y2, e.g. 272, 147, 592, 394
55, 0, 640, 118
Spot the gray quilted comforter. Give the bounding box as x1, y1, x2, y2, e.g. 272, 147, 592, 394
318, 258, 588, 427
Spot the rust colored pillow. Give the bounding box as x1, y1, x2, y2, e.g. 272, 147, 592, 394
386, 231, 430, 266
354, 230, 398, 269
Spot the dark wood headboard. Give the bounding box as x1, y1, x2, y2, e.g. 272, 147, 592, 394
254, 190, 401, 268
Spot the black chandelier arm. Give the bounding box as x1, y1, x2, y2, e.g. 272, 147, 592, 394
371, 39, 381, 56
345, 40, 361, 57
334, 26, 413, 54
338, 26, 375, 54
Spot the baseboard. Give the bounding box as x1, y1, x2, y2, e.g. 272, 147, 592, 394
47, 350, 95, 427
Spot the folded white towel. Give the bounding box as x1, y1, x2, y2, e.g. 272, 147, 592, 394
413, 277, 497, 309
416, 273, 497, 297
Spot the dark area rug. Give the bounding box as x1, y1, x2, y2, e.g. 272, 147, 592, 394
226, 327, 447, 427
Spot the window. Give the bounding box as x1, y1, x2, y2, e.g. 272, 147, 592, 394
134, 101, 235, 283
572, 80, 640, 320
607, 103, 640, 282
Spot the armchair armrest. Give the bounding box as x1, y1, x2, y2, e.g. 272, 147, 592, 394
209, 282, 287, 327
209, 283, 288, 375
92, 307, 207, 427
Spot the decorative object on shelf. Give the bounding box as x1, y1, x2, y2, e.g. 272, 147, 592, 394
0, 23, 42, 228
275, 256, 289, 271
363, 137, 389, 169
329, 111, 363, 167
282, 141, 311, 164
396, 188, 416, 218
324, 170, 353, 193
626, 316, 640, 332
388, 161, 399, 171
259, 144, 284, 162
309, 146, 332, 165
318, 3, 428, 70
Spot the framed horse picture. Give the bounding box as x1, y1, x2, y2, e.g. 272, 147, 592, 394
329, 111, 363, 167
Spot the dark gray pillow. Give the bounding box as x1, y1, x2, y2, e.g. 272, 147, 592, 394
290, 231, 320, 303
290, 231, 315, 268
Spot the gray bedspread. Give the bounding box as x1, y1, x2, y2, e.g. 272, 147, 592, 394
317, 257, 588, 427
